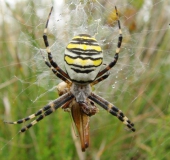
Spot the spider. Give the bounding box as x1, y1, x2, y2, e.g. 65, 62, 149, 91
5, 6, 135, 151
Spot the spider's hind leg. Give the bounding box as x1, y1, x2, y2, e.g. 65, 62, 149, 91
96, 6, 122, 78
43, 7, 70, 79
91, 72, 110, 86
40, 50, 71, 85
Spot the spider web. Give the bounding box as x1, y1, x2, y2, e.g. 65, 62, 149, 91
0, 0, 170, 159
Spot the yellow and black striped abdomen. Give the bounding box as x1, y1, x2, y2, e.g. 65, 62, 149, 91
64, 34, 103, 84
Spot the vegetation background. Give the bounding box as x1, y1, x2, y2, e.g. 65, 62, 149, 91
0, 0, 170, 159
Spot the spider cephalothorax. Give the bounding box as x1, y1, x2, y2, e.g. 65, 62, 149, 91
5, 6, 135, 152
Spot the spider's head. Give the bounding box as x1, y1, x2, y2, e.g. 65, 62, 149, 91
70, 83, 91, 103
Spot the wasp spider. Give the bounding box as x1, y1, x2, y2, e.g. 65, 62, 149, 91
5, 6, 135, 140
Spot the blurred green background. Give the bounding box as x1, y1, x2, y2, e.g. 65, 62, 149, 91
0, 0, 170, 160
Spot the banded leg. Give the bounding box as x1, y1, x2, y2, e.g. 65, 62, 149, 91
43, 7, 70, 79
41, 51, 71, 85
96, 6, 122, 78
5, 92, 74, 133
4, 104, 51, 124
91, 73, 110, 86
88, 92, 135, 132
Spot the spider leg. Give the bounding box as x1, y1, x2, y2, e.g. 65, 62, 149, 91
96, 6, 122, 78
4, 102, 54, 124
40, 51, 71, 84
5, 92, 74, 133
91, 72, 110, 86
43, 6, 70, 79
88, 92, 135, 132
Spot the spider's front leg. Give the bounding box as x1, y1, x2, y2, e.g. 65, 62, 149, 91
88, 92, 135, 132
4, 92, 74, 133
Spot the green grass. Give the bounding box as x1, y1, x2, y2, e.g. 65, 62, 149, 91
0, 0, 170, 160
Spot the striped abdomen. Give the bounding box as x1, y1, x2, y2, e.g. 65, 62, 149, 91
64, 34, 103, 84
